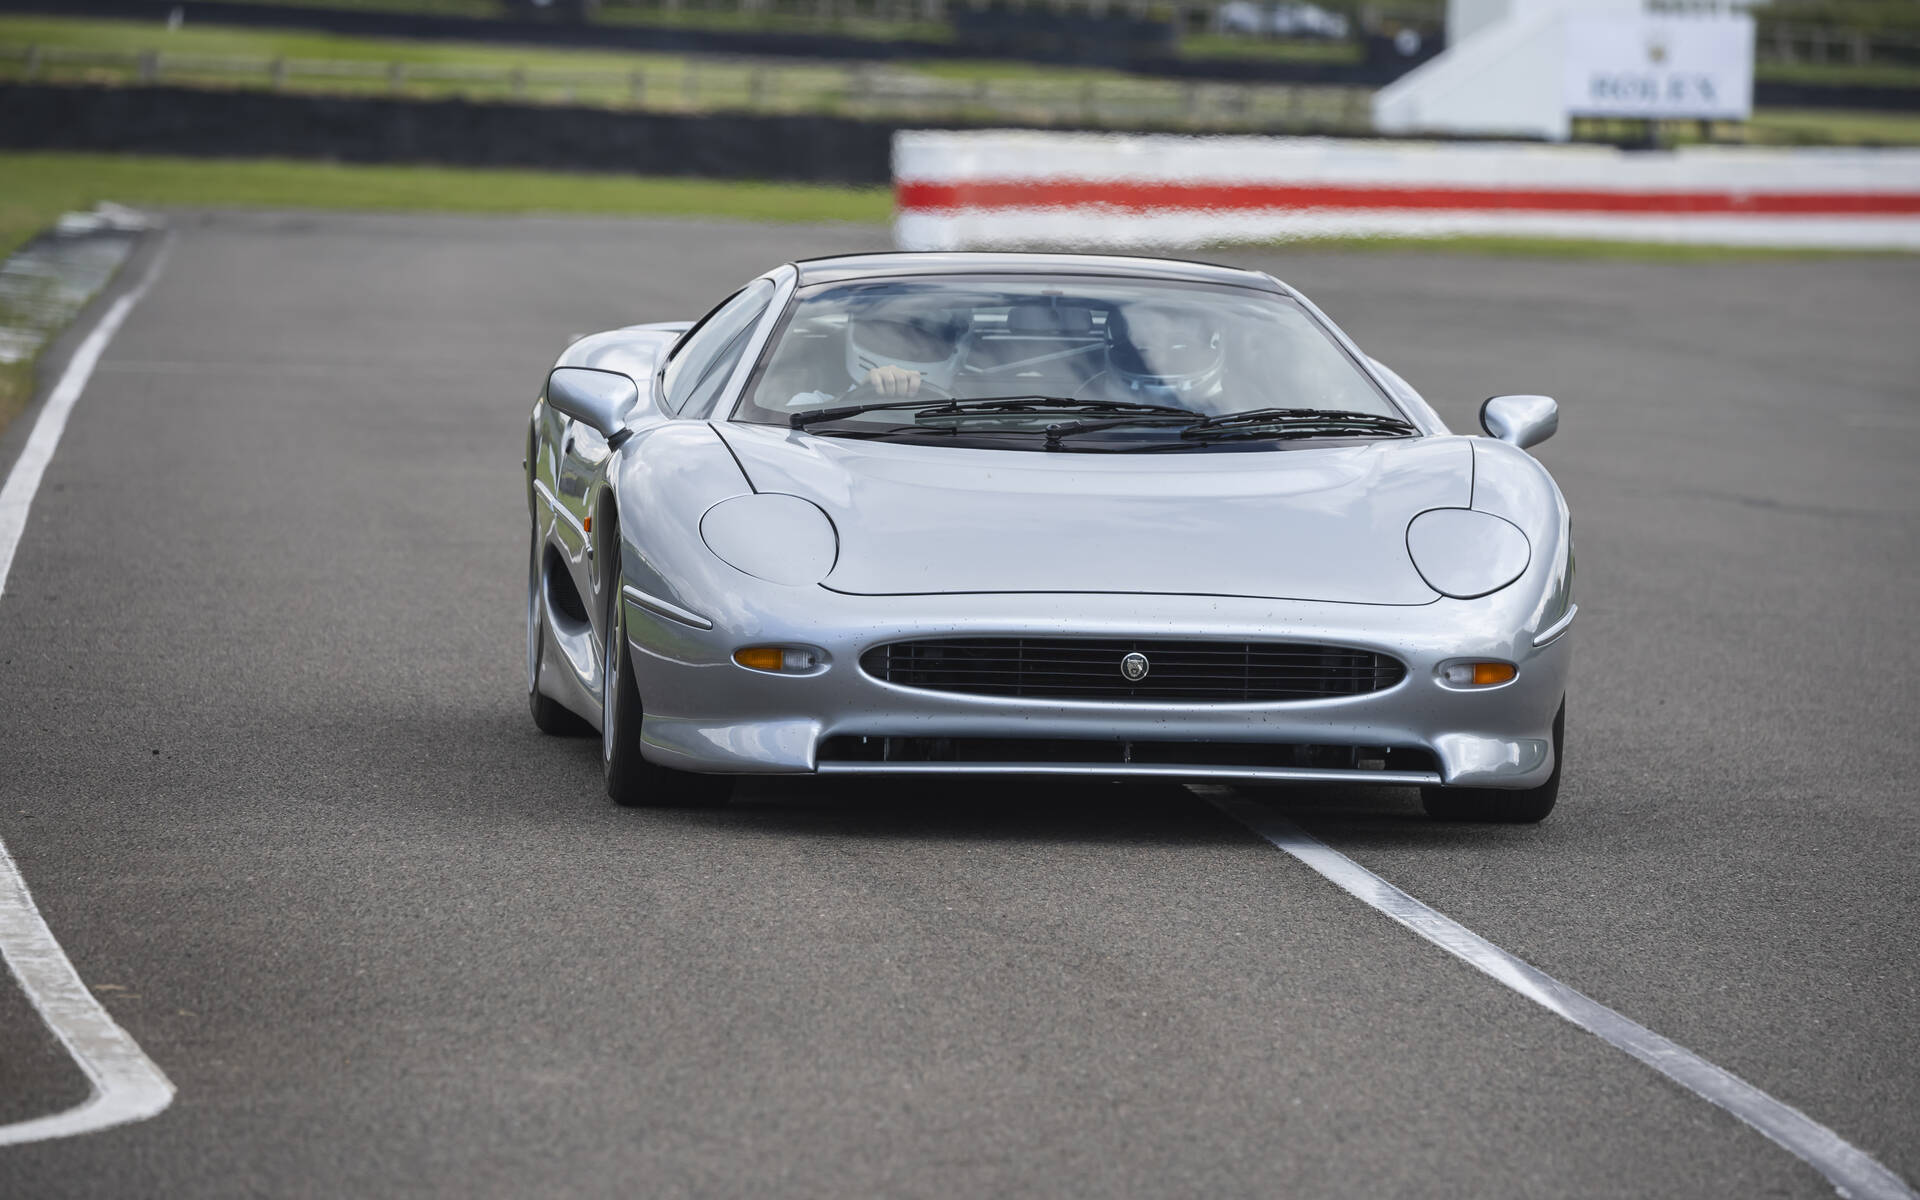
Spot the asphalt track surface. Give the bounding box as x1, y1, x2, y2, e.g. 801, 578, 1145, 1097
0, 211, 1915, 1197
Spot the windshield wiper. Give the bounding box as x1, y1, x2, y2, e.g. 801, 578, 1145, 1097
1179, 408, 1418, 441
790, 395, 1195, 429
1039, 413, 1206, 450
914, 396, 1198, 421
1040, 406, 1416, 450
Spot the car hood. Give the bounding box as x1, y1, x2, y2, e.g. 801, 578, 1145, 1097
715, 425, 1471, 604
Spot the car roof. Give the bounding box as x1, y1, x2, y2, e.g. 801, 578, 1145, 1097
790, 251, 1291, 295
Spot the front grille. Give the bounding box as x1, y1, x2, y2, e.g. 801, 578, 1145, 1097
860, 638, 1406, 703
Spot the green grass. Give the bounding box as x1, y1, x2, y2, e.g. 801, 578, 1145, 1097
0, 14, 867, 110
1746, 106, 1920, 144
1180, 33, 1361, 64
595, 4, 950, 43
0, 14, 747, 74
0, 151, 889, 258
1571, 106, 1920, 148
0, 358, 27, 436
1758, 60, 1920, 89
241, 0, 504, 13
911, 59, 1129, 83
9, 14, 1912, 146
0, 15, 1374, 131
0, 151, 887, 434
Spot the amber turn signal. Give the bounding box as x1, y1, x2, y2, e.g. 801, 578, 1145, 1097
733, 646, 821, 673
1439, 660, 1517, 687
734, 647, 785, 672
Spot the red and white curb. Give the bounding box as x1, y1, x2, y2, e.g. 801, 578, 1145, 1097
893, 131, 1920, 250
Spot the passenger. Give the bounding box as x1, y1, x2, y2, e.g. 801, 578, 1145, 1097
1078, 304, 1229, 411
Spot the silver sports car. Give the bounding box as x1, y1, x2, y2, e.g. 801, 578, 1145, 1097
525, 252, 1573, 822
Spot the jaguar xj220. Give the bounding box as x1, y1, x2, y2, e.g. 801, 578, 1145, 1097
525, 253, 1573, 821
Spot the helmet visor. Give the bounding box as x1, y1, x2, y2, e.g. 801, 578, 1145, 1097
1111, 306, 1219, 381
850, 313, 964, 366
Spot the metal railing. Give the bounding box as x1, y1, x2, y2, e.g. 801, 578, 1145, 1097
608, 0, 1920, 71
593, 0, 1425, 33
0, 44, 1377, 131
1757, 21, 1920, 68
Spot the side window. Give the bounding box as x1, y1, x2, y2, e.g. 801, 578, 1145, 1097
681, 318, 766, 417
660, 280, 776, 415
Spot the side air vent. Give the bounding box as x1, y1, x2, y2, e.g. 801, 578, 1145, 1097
543, 547, 591, 627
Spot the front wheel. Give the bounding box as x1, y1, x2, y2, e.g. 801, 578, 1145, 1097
1421, 702, 1564, 824
602, 565, 731, 808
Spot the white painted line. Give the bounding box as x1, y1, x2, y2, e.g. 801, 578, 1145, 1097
0, 233, 176, 1145
0, 841, 176, 1146
0, 234, 172, 597
1206, 793, 1918, 1200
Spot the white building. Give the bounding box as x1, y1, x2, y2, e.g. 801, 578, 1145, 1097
1374, 0, 1755, 141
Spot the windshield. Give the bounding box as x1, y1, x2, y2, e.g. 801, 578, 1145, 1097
735, 275, 1405, 450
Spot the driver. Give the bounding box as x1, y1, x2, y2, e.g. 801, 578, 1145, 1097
789, 308, 968, 407
846, 310, 967, 397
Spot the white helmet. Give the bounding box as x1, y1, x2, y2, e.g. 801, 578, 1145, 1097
846, 310, 966, 392
1106, 304, 1225, 402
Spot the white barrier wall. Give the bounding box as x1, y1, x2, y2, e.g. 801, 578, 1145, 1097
892, 130, 1920, 251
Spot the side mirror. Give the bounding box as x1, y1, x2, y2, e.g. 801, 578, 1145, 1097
1480, 394, 1558, 450
547, 367, 641, 442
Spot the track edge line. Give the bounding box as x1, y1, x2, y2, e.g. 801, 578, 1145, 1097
0, 229, 178, 1147
1205, 793, 1918, 1200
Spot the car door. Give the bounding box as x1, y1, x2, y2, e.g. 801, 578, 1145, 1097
552, 281, 775, 530
548, 282, 778, 640
654, 279, 777, 420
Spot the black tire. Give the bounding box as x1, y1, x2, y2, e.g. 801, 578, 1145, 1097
528, 529, 592, 736
1421, 701, 1564, 824
601, 559, 731, 808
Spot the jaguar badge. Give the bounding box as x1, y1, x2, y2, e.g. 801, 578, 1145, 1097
1121, 652, 1150, 682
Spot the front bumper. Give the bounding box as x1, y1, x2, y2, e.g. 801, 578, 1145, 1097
625, 587, 1571, 789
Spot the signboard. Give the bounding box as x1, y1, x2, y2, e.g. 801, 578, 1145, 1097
1564, 14, 1754, 120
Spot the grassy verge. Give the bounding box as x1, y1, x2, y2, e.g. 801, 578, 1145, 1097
0, 15, 1371, 129
23, 3, 1920, 87
594, 5, 949, 43
1743, 106, 1920, 144
0, 359, 27, 439
9, 15, 1915, 145
0, 14, 1245, 81
1758, 60, 1920, 89
1573, 107, 1920, 147
0, 151, 888, 435
0, 151, 890, 261
0, 14, 806, 80
1167, 34, 1362, 64
240, 0, 504, 12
